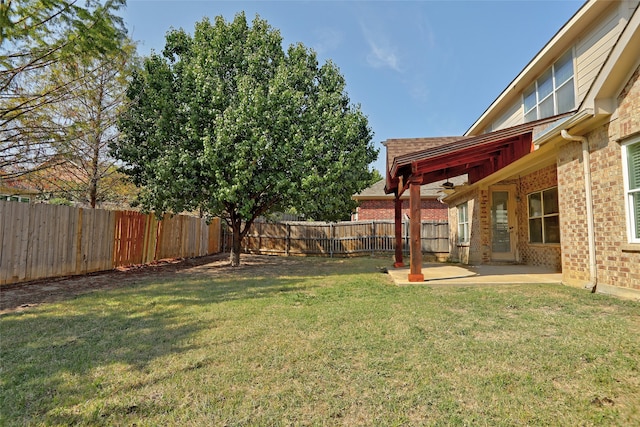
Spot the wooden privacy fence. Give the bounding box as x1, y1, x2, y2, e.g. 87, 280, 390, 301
0, 201, 221, 285
225, 220, 449, 257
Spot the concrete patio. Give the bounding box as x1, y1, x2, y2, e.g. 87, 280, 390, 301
388, 263, 562, 286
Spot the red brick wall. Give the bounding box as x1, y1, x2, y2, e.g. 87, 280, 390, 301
618, 65, 640, 139
517, 166, 562, 270
356, 199, 448, 221
557, 65, 640, 290
446, 167, 561, 269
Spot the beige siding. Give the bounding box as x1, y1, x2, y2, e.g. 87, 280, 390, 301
489, 99, 523, 133
481, 2, 630, 136
575, 5, 624, 102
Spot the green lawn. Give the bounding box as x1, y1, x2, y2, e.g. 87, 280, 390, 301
1, 256, 639, 426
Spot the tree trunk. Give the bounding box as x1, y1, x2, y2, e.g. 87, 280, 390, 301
230, 219, 242, 267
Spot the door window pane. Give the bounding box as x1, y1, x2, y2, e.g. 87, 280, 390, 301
492, 191, 510, 252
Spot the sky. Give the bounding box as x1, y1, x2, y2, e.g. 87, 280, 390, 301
122, 0, 585, 173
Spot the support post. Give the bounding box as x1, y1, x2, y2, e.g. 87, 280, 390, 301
394, 196, 404, 267
409, 180, 424, 282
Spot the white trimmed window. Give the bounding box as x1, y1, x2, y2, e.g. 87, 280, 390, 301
0, 194, 30, 203
524, 50, 575, 122
528, 187, 559, 244
457, 202, 469, 244
623, 139, 640, 243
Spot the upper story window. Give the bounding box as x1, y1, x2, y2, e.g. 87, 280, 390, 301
622, 138, 640, 243
523, 50, 575, 122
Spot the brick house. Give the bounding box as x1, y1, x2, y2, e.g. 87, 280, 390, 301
352, 136, 468, 221
385, 0, 640, 298
352, 177, 464, 221
0, 175, 38, 203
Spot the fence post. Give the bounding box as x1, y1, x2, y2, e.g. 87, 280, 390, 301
329, 223, 334, 258
76, 208, 84, 272
286, 223, 291, 256
371, 221, 375, 256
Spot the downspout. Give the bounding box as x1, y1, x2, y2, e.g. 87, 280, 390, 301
561, 130, 597, 292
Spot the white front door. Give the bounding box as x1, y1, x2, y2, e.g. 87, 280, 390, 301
490, 186, 517, 262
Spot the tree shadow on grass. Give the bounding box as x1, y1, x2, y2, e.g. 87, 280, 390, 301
0, 254, 391, 313
0, 274, 313, 425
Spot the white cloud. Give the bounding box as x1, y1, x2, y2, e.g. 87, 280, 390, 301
360, 22, 402, 72
313, 27, 343, 56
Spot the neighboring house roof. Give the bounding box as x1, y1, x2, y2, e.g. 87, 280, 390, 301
355, 176, 466, 201
0, 174, 40, 196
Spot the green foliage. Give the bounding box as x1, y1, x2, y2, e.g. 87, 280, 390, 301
114, 13, 378, 239
47, 197, 72, 206
369, 168, 384, 185
1, 0, 127, 177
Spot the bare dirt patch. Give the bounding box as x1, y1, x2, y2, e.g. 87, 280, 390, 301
0, 254, 312, 315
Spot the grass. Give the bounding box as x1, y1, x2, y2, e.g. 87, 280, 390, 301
1, 256, 639, 426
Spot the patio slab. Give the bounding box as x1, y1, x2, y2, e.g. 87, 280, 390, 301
388, 263, 562, 286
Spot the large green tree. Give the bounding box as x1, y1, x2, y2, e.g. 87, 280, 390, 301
1, 0, 126, 178
114, 13, 378, 266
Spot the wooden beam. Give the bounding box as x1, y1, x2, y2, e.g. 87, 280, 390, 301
394, 196, 404, 268
408, 180, 424, 282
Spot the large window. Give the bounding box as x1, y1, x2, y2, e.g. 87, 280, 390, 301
524, 50, 575, 122
457, 202, 469, 244
528, 187, 560, 244
623, 139, 640, 243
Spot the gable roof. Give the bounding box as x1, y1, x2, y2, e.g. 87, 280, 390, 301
466, 0, 633, 136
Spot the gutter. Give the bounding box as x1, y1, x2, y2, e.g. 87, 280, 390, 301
561, 129, 597, 292
534, 109, 593, 147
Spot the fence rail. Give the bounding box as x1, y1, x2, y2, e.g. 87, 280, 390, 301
0, 201, 221, 285
226, 220, 449, 257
